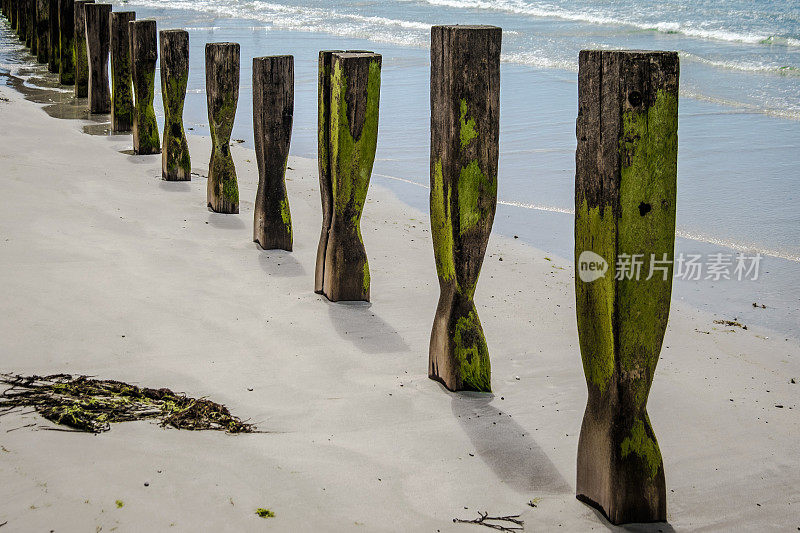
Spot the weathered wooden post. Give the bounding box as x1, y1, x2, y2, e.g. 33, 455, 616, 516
253, 55, 293, 250
72, 0, 93, 97
319, 51, 381, 302
57, 0, 74, 85
314, 50, 339, 293
26, 0, 35, 50
35, 0, 48, 64
428, 25, 500, 392
574, 49, 678, 525
46, 0, 58, 72
109, 11, 134, 131
205, 42, 240, 213
159, 29, 190, 180
129, 19, 160, 154
84, 2, 109, 112
314, 49, 371, 293
16, 0, 25, 41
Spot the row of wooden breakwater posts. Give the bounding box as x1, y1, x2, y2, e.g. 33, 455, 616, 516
3, 1, 680, 527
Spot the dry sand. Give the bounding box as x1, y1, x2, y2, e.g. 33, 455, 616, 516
0, 84, 798, 532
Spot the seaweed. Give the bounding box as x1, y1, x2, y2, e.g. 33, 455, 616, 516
0, 373, 255, 434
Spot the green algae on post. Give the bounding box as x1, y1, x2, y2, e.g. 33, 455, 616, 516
72, 0, 94, 97
160, 29, 191, 181
0, 373, 256, 434
110, 11, 135, 132
130, 19, 160, 154
428, 25, 500, 393
205, 42, 240, 214
57, 0, 76, 85
320, 52, 381, 302
574, 49, 678, 525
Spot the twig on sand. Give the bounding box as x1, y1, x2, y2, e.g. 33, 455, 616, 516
453, 511, 524, 531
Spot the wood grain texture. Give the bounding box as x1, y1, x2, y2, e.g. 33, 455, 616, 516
253, 55, 293, 250
46, 0, 58, 73
321, 51, 381, 302
429, 25, 501, 393
84, 2, 110, 113
574, 49, 679, 525
109, 11, 134, 132
129, 19, 160, 154
72, 0, 93, 96
35, 0, 49, 64
205, 42, 240, 214
57, 0, 74, 84
160, 29, 190, 181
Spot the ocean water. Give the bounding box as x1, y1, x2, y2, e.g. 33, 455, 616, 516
1, 0, 798, 335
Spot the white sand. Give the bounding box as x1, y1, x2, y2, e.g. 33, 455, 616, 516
0, 84, 798, 532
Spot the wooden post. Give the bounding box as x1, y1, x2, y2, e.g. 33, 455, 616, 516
26, 0, 35, 50
35, 0, 48, 64
205, 42, 239, 213
46, 0, 58, 73
72, 0, 92, 97
129, 19, 160, 154
314, 50, 342, 294
574, 50, 678, 525
320, 51, 381, 302
57, 0, 74, 85
314, 49, 371, 293
84, 2, 109, 113
253, 55, 293, 250
159, 29, 190, 180
109, 11, 134, 132
16, 0, 25, 41
428, 25, 500, 393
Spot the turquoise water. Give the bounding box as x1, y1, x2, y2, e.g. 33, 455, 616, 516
1, 1, 798, 335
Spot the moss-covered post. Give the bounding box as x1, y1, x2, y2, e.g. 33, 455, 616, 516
109, 11, 134, 132
46, 0, 58, 72
319, 52, 381, 302
35, 0, 48, 64
428, 25, 500, 393
314, 50, 342, 293
253, 55, 293, 250
574, 50, 678, 525
129, 19, 160, 154
205, 42, 239, 213
314, 49, 371, 294
159, 29, 190, 180
57, 0, 74, 84
72, 0, 92, 96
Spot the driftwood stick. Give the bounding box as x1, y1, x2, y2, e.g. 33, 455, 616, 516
57, 0, 74, 84
159, 29, 190, 180
428, 25, 501, 392
205, 42, 240, 213
574, 49, 679, 525
320, 51, 381, 302
253, 55, 293, 250
129, 19, 160, 154
46, 0, 58, 73
109, 11, 134, 132
72, 0, 93, 96
84, 2, 110, 113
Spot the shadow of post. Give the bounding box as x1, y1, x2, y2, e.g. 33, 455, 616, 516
451, 391, 571, 495
326, 300, 410, 354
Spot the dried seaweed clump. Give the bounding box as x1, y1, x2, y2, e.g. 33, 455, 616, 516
0, 373, 254, 434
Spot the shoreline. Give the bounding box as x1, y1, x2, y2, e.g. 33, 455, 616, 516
1, 42, 799, 531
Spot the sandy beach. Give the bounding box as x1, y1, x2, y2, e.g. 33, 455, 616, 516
1, 70, 799, 533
